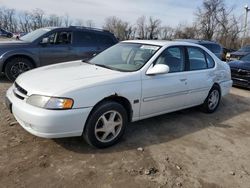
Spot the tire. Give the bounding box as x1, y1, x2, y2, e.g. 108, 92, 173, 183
5, 57, 34, 82
201, 85, 221, 113
83, 101, 128, 148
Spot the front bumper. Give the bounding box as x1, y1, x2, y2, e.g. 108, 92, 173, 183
6, 86, 92, 138
232, 77, 250, 89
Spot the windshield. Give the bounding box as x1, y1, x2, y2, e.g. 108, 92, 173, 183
20, 28, 51, 42
89, 43, 160, 72
240, 54, 250, 61
238, 46, 250, 52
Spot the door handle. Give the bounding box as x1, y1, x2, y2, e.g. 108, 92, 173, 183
180, 78, 187, 82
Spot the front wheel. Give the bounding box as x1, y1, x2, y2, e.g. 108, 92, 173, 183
5, 57, 34, 82
83, 101, 128, 148
201, 85, 221, 113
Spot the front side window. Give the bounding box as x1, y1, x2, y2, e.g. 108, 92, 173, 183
154, 47, 185, 73
187, 47, 207, 70
46, 31, 72, 45
89, 43, 160, 72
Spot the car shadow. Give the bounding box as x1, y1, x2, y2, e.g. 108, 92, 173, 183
54, 92, 250, 153
0, 74, 11, 83
233, 85, 250, 91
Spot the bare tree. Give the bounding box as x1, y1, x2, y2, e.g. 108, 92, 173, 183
85, 20, 95, 28
147, 17, 161, 39
195, 0, 224, 40
174, 24, 199, 39
63, 14, 73, 27
74, 19, 85, 26
136, 16, 147, 39
30, 8, 46, 30
19, 11, 32, 32
47, 14, 62, 27
103, 16, 134, 40
159, 26, 175, 40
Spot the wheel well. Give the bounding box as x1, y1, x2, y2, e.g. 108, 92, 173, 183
3, 55, 36, 72
212, 83, 221, 93
87, 95, 133, 125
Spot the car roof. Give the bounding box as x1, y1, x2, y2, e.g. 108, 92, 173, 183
175, 39, 220, 45
43, 26, 114, 35
122, 40, 204, 47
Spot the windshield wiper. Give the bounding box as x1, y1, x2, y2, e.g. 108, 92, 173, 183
81, 60, 93, 65
94, 64, 121, 71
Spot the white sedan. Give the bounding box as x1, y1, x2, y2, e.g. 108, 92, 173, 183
5, 40, 232, 148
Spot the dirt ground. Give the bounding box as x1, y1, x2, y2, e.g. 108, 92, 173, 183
0, 74, 250, 188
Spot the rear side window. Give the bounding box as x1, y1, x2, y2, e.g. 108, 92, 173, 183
73, 31, 97, 45
97, 34, 115, 45
205, 53, 215, 68
187, 47, 207, 71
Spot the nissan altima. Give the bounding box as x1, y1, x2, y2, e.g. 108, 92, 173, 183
5, 40, 232, 148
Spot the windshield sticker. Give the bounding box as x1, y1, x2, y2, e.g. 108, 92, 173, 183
140, 45, 159, 51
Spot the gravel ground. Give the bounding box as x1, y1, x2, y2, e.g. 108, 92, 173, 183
0, 68, 250, 187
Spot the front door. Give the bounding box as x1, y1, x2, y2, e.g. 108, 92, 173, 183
140, 46, 189, 118
39, 31, 73, 66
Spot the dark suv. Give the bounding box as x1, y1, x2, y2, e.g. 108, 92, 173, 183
175, 39, 223, 60
0, 26, 118, 81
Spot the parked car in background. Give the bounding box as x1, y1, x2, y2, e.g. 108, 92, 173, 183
0, 26, 118, 81
227, 45, 250, 61
5, 40, 232, 148
175, 39, 223, 59
0, 28, 13, 38
222, 48, 236, 61
228, 54, 250, 89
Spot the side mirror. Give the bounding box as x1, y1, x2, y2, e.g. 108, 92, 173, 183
40, 37, 49, 44
146, 64, 169, 75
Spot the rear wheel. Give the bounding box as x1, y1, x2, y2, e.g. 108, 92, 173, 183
201, 85, 221, 113
5, 57, 34, 81
83, 101, 128, 148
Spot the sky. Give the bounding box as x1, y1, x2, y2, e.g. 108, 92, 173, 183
0, 0, 249, 27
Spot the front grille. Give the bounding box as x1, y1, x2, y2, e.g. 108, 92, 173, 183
14, 82, 27, 95
14, 92, 25, 100
231, 68, 250, 77
13, 82, 28, 100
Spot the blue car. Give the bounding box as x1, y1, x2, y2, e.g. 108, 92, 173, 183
228, 54, 250, 89
0, 28, 13, 38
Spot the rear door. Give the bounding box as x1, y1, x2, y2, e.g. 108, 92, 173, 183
72, 31, 100, 61
96, 33, 117, 51
184, 46, 215, 106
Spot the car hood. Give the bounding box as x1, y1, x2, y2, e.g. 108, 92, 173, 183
0, 40, 31, 47
16, 61, 137, 96
228, 60, 250, 70
230, 51, 249, 56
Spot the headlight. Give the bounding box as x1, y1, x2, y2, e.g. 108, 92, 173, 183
26, 95, 74, 110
